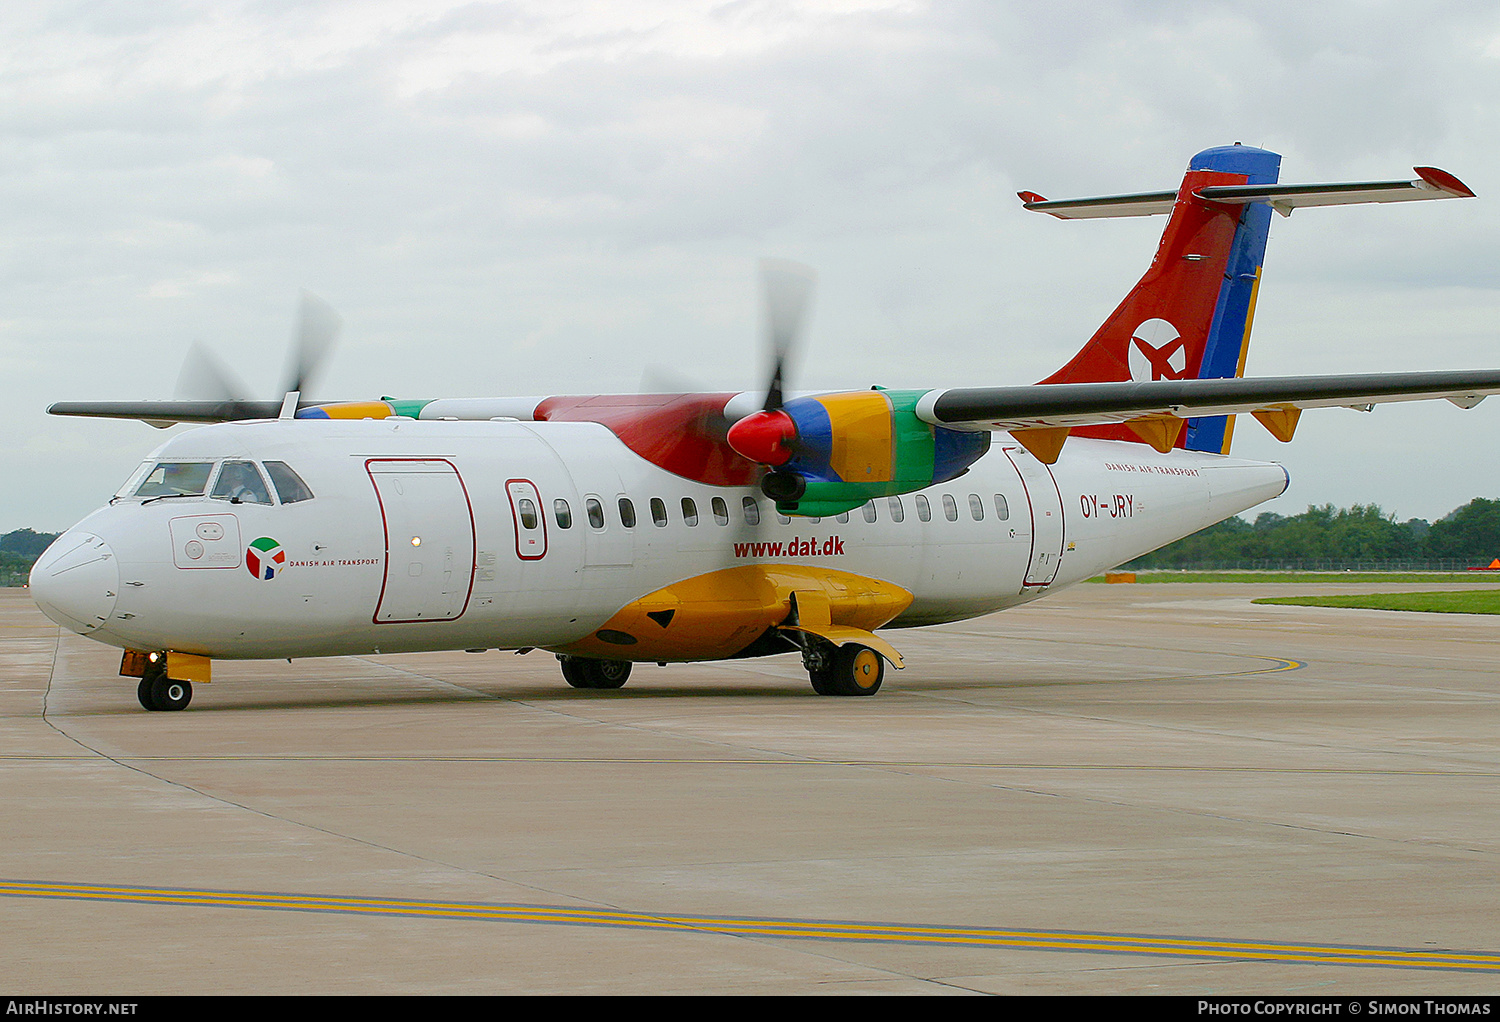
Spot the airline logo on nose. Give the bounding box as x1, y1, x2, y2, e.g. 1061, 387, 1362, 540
1128, 318, 1187, 381
246, 537, 286, 580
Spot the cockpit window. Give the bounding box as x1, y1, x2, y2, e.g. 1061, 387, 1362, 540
133, 462, 215, 498
264, 461, 315, 504
211, 461, 273, 505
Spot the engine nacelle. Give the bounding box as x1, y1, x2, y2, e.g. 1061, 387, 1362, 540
728, 388, 990, 517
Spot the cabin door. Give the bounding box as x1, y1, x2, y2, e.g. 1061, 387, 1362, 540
367, 459, 476, 623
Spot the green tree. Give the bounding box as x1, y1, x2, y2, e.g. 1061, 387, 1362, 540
1424, 498, 1500, 565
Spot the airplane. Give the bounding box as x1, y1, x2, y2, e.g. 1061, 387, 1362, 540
29, 143, 1500, 711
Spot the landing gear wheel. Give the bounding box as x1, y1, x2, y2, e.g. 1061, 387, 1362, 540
150, 675, 192, 711
558, 655, 632, 690
836, 645, 884, 696
808, 644, 885, 696
808, 666, 839, 696
803, 641, 839, 695
137, 659, 192, 711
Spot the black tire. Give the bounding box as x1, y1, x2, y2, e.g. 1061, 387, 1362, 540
559, 656, 588, 688
138, 657, 168, 710
559, 656, 631, 690
149, 674, 192, 711
828, 644, 884, 696
808, 663, 839, 695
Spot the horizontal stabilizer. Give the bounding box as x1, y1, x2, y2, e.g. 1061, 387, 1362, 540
1195, 167, 1474, 217
1021, 167, 1473, 219
1018, 190, 1177, 219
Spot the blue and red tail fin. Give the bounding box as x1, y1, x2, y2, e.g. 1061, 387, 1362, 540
1034, 144, 1282, 454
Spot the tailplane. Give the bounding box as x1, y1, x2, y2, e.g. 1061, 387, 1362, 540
1021, 145, 1472, 454
1031, 144, 1280, 454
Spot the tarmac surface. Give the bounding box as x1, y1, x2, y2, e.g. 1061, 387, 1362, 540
3, 581, 1499, 995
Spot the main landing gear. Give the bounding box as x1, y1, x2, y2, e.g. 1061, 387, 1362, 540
557, 655, 632, 690
137, 658, 193, 712
554, 644, 886, 696
803, 641, 884, 697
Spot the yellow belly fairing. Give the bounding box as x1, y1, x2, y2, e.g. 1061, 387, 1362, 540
552, 564, 913, 663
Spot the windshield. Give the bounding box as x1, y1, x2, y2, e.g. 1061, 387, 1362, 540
263, 461, 314, 503
210, 461, 273, 505
132, 462, 215, 498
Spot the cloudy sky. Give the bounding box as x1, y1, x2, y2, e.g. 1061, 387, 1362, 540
7, 0, 1500, 533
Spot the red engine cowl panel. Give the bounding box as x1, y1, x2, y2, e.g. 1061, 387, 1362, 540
535, 393, 760, 486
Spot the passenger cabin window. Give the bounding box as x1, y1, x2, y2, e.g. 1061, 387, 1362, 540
262, 461, 314, 504
211, 461, 273, 505
586, 497, 605, 529
554, 499, 573, 529
681, 498, 698, 527
742, 496, 760, 526
942, 494, 958, 522
915, 494, 931, 522
134, 461, 214, 498
993, 494, 1010, 521
651, 497, 668, 527
888, 496, 904, 523
836, 512, 849, 524
968, 494, 984, 521
518, 498, 539, 530
862, 502, 877, 524
618, 498, 636, 529
712, 497, 729, 526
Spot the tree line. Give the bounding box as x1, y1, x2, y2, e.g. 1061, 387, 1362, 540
1123, 498, 1500, 569
2, 529, 60, 586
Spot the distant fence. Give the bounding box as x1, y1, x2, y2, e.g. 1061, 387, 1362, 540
1119, 559, 1496, 573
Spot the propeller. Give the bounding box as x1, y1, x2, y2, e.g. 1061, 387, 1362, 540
173, 291, 342, 417
175, 342, 252, 404
282, 290, 342, 398
758, 257, 815, 413
727, 259, 816, 500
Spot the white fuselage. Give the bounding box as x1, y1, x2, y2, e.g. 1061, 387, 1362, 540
32, 418, 1288, 663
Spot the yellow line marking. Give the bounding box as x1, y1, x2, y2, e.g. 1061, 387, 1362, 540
1244, 655, 1304, 674
2, 880, 1494, 971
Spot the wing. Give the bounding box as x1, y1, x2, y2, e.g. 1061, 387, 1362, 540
913, 370, 1500, 462
47, 399, 289, 428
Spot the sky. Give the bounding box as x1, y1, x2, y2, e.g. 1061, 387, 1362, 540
6, 0, 1500, 533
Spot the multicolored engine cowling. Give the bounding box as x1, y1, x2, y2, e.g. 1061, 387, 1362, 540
727, 388, 990, 517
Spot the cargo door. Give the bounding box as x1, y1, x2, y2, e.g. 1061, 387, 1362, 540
1004, 447, 1065, 587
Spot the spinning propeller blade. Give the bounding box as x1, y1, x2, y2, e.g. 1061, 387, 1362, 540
282, 290, 342, 398
759, 258, 815, 413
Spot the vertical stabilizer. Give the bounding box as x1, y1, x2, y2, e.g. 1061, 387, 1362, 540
1036, 144, 1282, 454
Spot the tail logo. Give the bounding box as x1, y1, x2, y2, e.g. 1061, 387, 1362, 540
1128, 318, 1187, 382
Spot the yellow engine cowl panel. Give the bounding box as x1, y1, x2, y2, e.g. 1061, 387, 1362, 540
552, 564, 913, 662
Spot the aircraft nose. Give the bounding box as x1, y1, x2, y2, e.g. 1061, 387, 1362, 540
29, 533, 120, 636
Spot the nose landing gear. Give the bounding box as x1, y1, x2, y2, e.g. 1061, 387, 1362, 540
131, 652, 194, 711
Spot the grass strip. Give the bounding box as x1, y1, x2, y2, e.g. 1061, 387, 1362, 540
1091, 572, 1500, 584
1253, 591, 1500, 615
